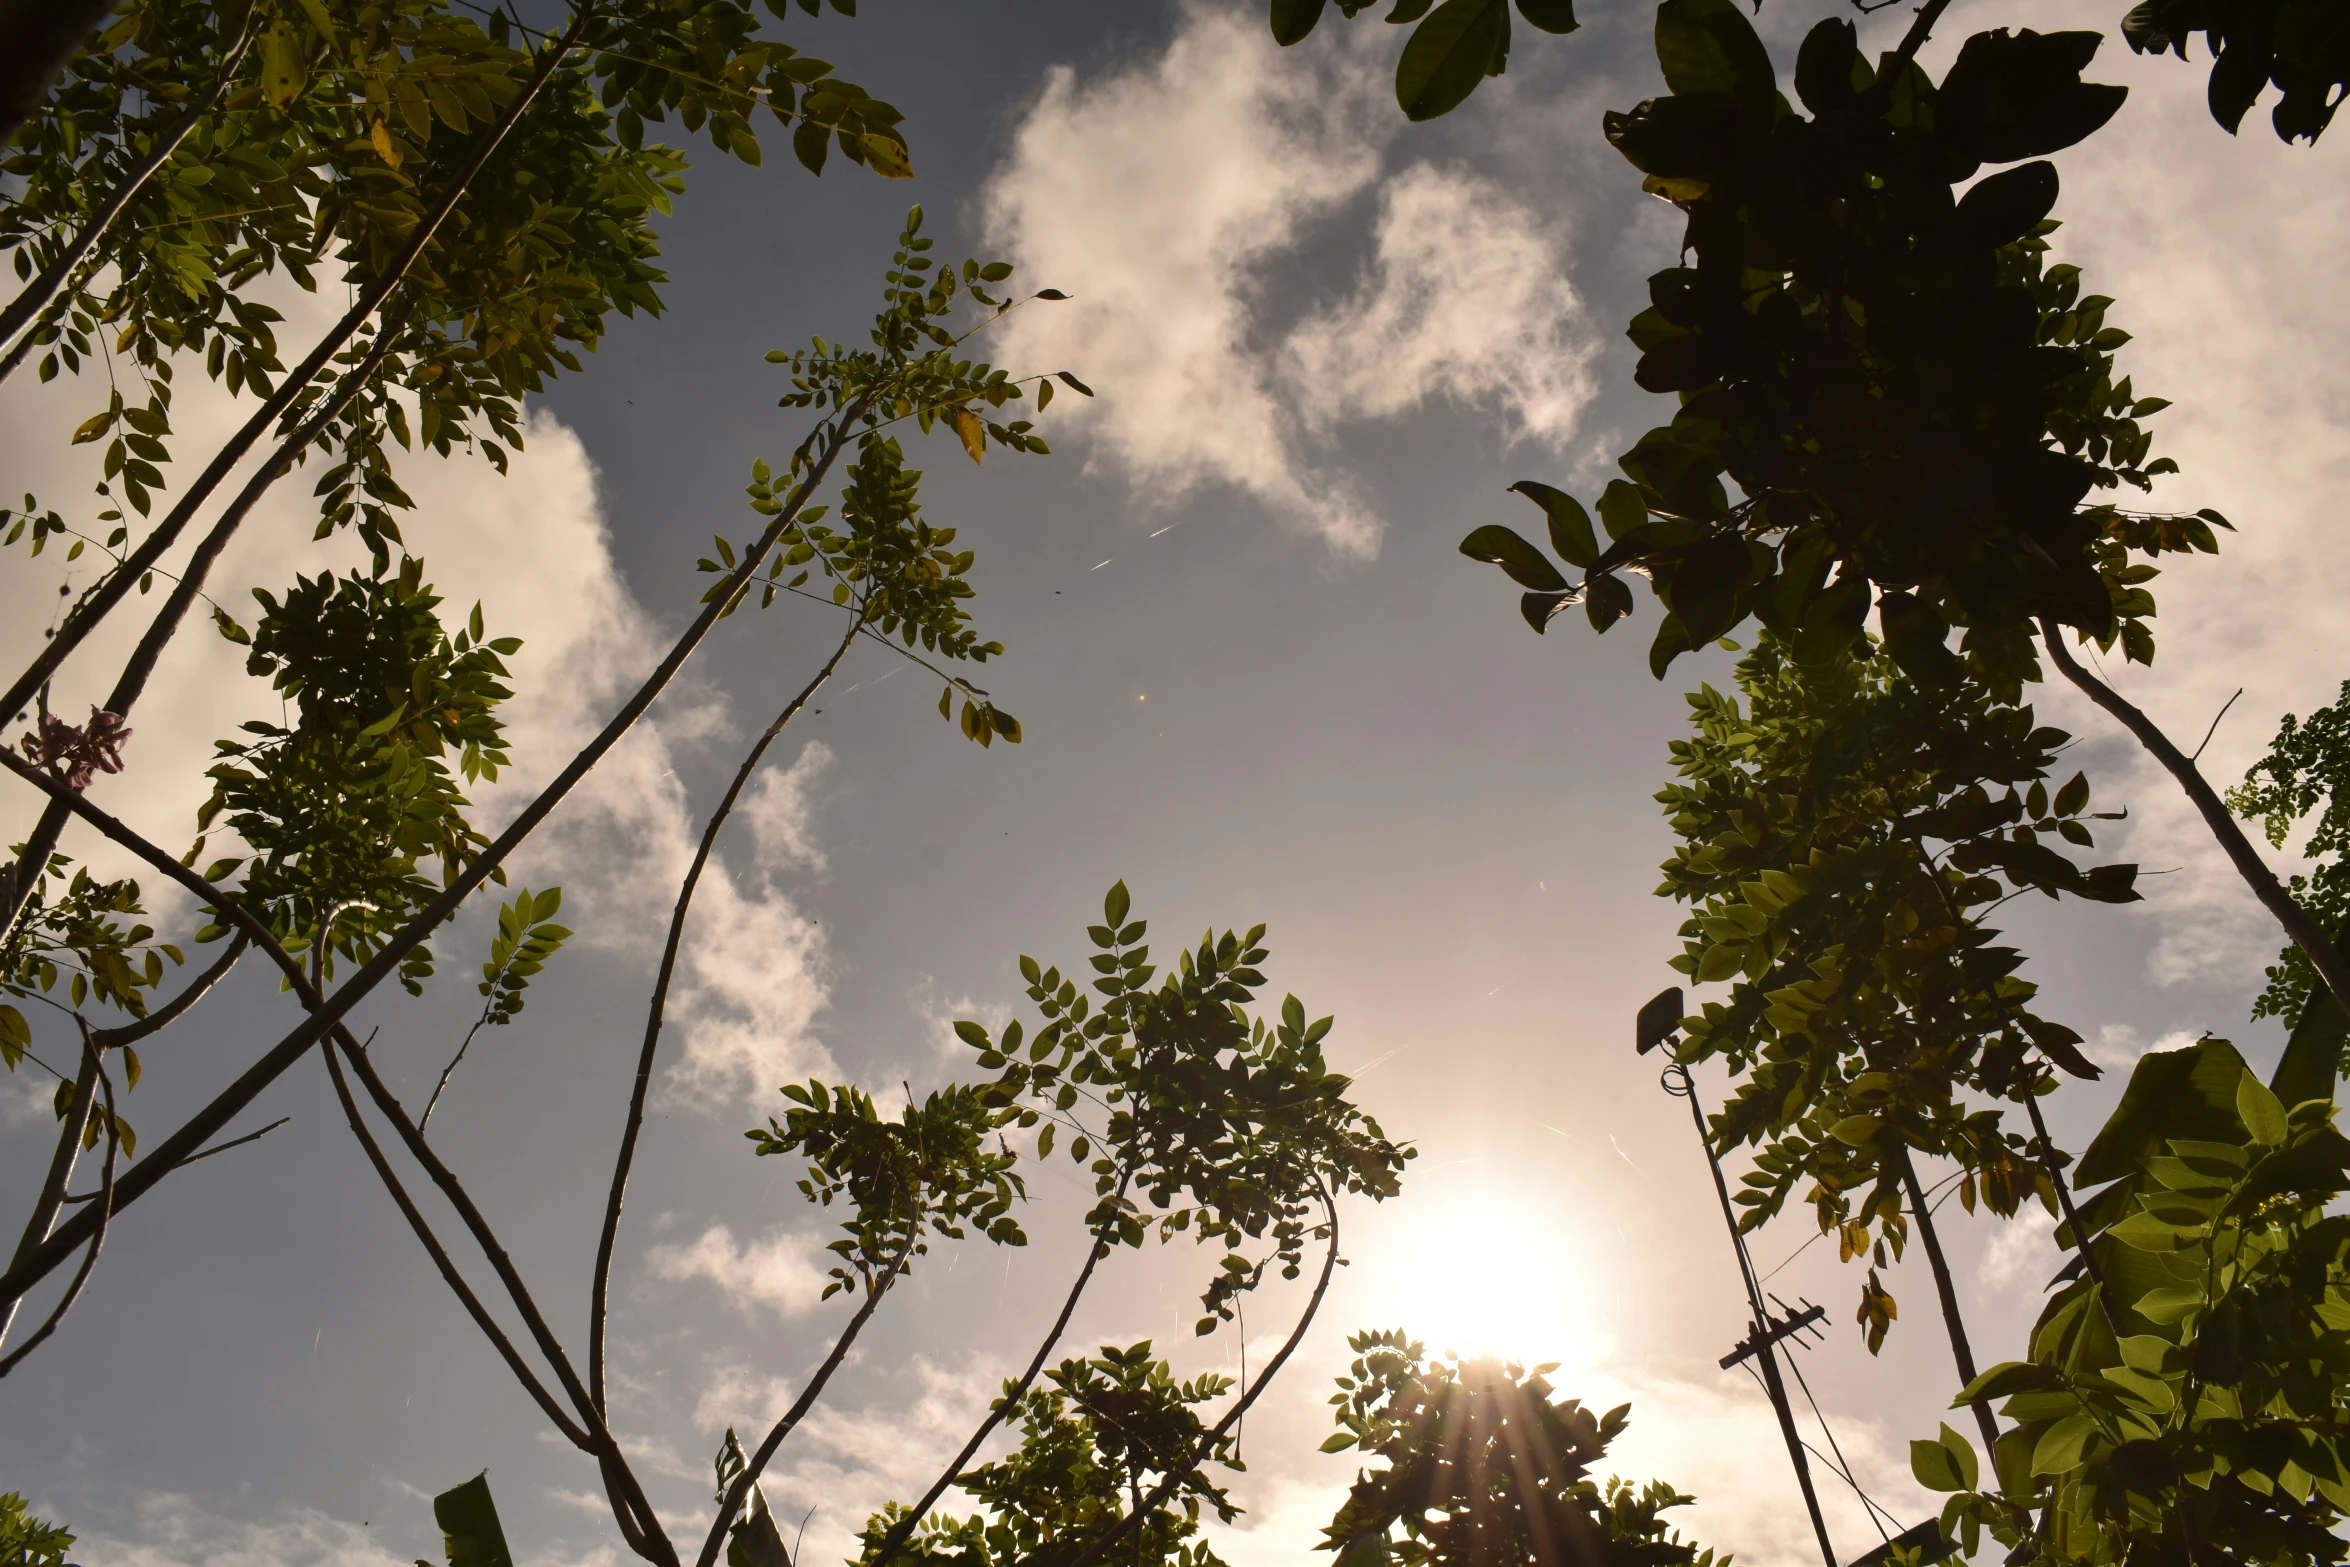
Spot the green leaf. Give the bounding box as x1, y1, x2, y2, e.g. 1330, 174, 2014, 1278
1509, 481, 1598, 567
1596, 479, 1648, 541
1459, 525, 1567, 591
1954, 1361, 2063, 1404
953, 1019, 991, 1049
2271, 990, 2343, 1113
1653, 0, 1775, 111
1271, 0, 1329, 46
1514, 0, 1576, 33
1395, 0, 1509, 122
1320, 1430, 1358, 1452
2030, 1413, 2096, 1475
2236, 1071, 2289, 1146
1104, 880, 1132, 927
432, 1474, 514, 1567
1911, 1425, 1978, 1492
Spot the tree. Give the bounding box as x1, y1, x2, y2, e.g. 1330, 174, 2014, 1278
1259, 0, 2350, 1561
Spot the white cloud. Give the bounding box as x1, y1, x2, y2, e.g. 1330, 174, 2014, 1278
693, 1361, 801, 1436
645, 1223, 832, 1319
2084, 1023, 2202, 1072
1979, 1204, 2059, 1295
1283, 163, 1593, 443
981, 3, 1595, 557
65, 1492, 416, 1567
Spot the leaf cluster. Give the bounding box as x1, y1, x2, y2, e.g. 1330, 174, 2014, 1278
748, 1079, 1028, 1296
856, 1342, 1239, 1567
198, 556, 516, 988
1656, 637, 2134, 1331
1317, 1330, 1716, 1567
1458, 2, 2220, 687
1923, 1040, 2350, 1567
2122, 0, 2350, 143
2228, 680, 2350, 1032
951, 881, 1414, 1328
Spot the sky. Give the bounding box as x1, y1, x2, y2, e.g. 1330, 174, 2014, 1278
2, 2, 2348, 1564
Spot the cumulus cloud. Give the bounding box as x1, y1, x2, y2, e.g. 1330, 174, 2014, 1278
64, 1492, 416, 1567
645, 1224, 832, 1319
981, 3, 1594, 557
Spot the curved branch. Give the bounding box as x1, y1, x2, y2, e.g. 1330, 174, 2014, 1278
0, 15, 260, 371
1069, 1188, 1342, 1567
2040, 622, 2350, 1011
0, 392, 868, 1312
695, 1237, 919, 1567
0, 8, 591, 737
0, 1029, 97, 1351
90, 932, 248, 1050
867, 1173, 1135, 1567
0, 1033, 113, 1377
591, 601, 865, 1414
318, 1033, 597, 1450
1896, 1150, 1998, 1458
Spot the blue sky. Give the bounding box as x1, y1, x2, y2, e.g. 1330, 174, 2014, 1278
2, 3, 2347, 1563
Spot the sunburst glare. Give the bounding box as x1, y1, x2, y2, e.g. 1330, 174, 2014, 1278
1355, 1185, 1617, 1375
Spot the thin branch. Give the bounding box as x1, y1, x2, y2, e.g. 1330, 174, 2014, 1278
0, 8, 591, 742
1897, 1151, 1999, 1459
316, 1033, 597, 1448
2191, 687, 2244, 765
696, 1237, 919, 1567
0, 1029, 97, 1350
1068, 1188, 1342, 1567
89, 932, 248, 1050
2019, 1068, 2119, 1327
0, 16, 260, 374
420, 1002, 496, 1133
2040, 622, 2350, 1013
0, 388, 868, 1313
64, 1115, 289, 1199
0, 1034, 114, 1377
591, 600, 864, 1414
866, 1173, 1136, 1567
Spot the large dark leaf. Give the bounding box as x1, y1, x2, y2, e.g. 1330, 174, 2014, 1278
1460, 524, 1568, 591
1794, 17, 1861, 114
1877, 591, 1961, 686
1955, 159, 2060, 249
1515, 0, 1577, 35
1509, 480, 1599, 567
2077, 1038, 2253, 1185
1653, 0, 1776, 113
1396, 0, 1510, 121
1939, 29, 2128, 163
2270, 989, 2345, 1110
1666, 530, 1749, 644
433, 1474, 514, 1567
1270, 0, 1328, 46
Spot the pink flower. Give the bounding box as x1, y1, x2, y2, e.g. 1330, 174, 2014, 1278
17, 707, 132, 790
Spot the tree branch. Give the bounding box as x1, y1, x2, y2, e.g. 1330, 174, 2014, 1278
695, 1237, 919, 1567
0, 1033, 113, 1377
2040, 622, 2350, 1012
0, 14, 260, 374
867, 1173, 1135, 1567
1069, 1188, 1341, 1567
317, 1033, 599, 1451
0, 391, 866, 1313
0, 1026, 97, 1350
0, 8, 590, 739
591, 601, 864, 1414
89, 932, 248, 1050
1897, 1150, 1999, 1458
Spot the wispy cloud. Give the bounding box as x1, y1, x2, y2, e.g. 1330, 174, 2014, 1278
646, 1224, 831, 1319
982, 3, 1596, 557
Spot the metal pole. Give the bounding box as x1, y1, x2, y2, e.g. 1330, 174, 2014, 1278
1664, 1062, 1840, 1567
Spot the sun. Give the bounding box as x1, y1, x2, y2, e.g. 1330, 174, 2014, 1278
1358, 1189, 1614, 1373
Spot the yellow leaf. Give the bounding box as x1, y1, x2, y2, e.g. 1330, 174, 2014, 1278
70, 411, 113, 445
259, 21, 307, 108
370, 118, 402, 169
950, 406, 984, 466
293, 0, 337, 46
856, 133, 914, 179
115, 321, 138, 352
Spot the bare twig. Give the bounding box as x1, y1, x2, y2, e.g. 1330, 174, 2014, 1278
63, 1115, 289, 1200
2041, 622, 2350, 1013
2192, 687, 2245, 764
591, 601, 865, 1414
